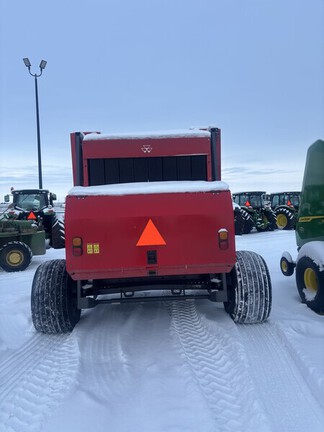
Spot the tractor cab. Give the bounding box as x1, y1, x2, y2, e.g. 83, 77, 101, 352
232, 191, 267, 210
12, 189, 56, 212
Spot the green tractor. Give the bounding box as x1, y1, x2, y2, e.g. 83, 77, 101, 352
268, 192, 300, 230
280, 140, 324, 314
4, 189, 65, 249
0, 219, 46, 272
232, 191, 277, 233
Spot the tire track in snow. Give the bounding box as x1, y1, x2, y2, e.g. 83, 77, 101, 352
167, 300, 272, 432
75, 302, 170, 398
0, 333, 79, 432
74, 304, 138, 401
273, 322, 324, 412
74, 302, 211, 432
235, 322, 324, 432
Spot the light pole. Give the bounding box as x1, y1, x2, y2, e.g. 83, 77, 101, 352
23, 58, 47, 189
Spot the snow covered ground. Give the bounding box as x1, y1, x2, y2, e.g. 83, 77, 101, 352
0, 230, 323, 432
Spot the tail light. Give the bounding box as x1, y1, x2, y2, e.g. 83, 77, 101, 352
72, 237, 83, 256
218, 229, 229, 250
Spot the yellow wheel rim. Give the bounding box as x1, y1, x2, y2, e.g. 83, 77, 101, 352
304, 268, 318, 293
7, 251, 23, 266
277, 214, 287, 229
281, 260, 287, 272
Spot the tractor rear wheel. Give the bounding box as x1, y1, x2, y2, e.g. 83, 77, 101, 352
241, 210, 254, 234
276, 208, 295, 230
234, 208, 244, 235
265, 209, 277, 231
0, 241, 32, 272
31, 259, 81, 333
256, 210, 277, 232
224, 250, 272, 323
51, 216, 65, 249
296, 257, 324, 314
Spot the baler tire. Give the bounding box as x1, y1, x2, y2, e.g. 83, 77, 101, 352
224, 250, 272, 323
296, 257, 324, 314
51, 216, 65, 249
276, 208, 295, 230
31, 259, 81, 333
0, 241, 32, 272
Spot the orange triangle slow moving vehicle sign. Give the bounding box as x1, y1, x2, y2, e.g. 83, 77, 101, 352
27, 211, 37, 220
136, 219, 166, 246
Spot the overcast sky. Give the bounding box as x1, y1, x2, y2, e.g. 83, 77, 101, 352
0, 0, 323, 201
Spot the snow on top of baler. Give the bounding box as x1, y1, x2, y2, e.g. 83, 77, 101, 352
68, 180, 229, 197
83, 129, 211, 141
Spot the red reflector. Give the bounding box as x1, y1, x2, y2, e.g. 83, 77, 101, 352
27, 212, 37, 220
219, 241, 229, 250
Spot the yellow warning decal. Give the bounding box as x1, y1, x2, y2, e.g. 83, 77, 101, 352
136, 219, 166, 246
87, 243, 100, 254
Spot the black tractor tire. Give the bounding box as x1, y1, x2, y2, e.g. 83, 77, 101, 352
51, 216, 65, 249
0, 241, 32, 272
276, 208, 295, 230
224, 250, 272, 323
296, 256, 324, 314
234, 208, 244, 235
280, 255, 295, 277
266, 210, 277, 231
256, 210, 277, 232
31, 259, 81, 333
241, 209, 254, 234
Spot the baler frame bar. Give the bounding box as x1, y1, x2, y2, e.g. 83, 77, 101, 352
76, 274, 228, 309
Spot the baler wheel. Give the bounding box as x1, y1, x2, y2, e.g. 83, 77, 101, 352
224, 250, 272, 323
31, 259, 81, 333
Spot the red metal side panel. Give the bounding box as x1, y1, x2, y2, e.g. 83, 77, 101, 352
65, 190, 236, 280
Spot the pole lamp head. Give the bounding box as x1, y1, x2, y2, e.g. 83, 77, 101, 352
23, 57, 31, 69
39, 60, 47, 70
